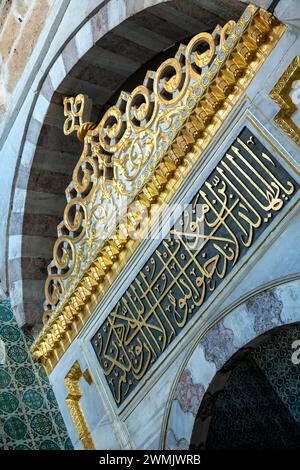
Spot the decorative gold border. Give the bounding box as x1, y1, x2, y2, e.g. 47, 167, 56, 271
31, 7, 286, 373
81, 108, 300, 424
270, 56, 300, 146
64, 361, 95, 450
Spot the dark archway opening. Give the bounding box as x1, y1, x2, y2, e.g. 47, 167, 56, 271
190, 323, 300, 450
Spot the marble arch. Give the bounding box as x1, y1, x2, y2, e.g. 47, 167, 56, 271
162, 278, 300, 450
6, 0, 249, 327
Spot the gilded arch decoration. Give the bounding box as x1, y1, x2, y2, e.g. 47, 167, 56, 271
270, 55, 300, 147
162, 278, 300, 450
30, 6, 287, 375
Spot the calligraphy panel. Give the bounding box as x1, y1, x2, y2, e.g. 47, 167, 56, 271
92, 126, 299, 406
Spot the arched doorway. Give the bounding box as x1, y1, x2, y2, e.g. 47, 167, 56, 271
163, 280, 300, 450
6, 0, 247, 327
190, 322, 300, 449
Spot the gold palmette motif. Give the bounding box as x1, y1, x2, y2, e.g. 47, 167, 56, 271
270, 56, 300, 147
64, 361, 95, 450
31, 6, 286, 373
